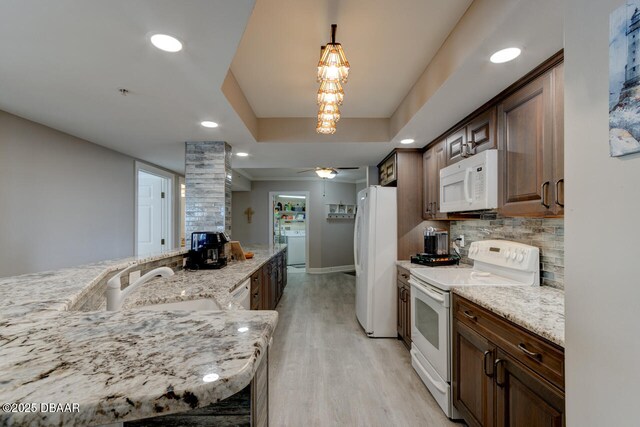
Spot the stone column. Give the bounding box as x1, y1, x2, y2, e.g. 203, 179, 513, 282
184, 141, 232, 242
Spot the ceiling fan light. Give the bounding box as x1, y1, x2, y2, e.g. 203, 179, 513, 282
315, 168, 337, 179
316, 119, 336, 134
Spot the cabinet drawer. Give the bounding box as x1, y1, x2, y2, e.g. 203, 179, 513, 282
251, 271, 262, 292
397, 266, 410, 285
454, 295, 564, 390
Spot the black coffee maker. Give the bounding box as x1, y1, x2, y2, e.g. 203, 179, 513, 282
186, 232, 230, 270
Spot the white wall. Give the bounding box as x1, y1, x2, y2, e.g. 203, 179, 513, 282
232, 180, 357, 269
565, 1, 640, 425
0, 110, 134, 276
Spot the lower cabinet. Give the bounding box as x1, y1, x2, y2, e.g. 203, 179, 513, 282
452, 294, 565, 427
397, 266, 411, 349
252, 249, 288, 311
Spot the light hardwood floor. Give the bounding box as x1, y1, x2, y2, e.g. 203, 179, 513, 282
269, 271, 461, 427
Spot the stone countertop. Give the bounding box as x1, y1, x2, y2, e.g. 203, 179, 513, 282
122, 246, 285, 311
0, 245, 286, 426
396, 260, 565, 348
0, 248, 188, 320
452, 285, 565, 348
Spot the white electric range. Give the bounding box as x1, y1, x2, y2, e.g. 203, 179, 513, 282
408, 239, 540, 419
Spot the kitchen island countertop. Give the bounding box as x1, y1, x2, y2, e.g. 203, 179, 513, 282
0, 245, 286, 426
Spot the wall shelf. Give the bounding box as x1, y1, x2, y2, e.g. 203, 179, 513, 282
326, 203, 356, 220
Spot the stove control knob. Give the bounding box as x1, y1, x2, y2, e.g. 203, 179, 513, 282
510, 252, 517, 260
517, 253, 525, 263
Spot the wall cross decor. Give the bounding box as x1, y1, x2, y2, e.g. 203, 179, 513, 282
244, 207, 255, 223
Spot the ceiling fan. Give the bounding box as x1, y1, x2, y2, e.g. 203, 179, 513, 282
298, 167, 359, 179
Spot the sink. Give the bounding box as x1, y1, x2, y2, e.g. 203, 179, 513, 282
137, 299, 222, 311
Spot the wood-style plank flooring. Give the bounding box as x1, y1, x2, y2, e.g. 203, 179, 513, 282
269, 271, 460, 427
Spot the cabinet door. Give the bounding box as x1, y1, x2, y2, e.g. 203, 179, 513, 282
453, 320, 495, 427
495, 349, 565, 427
552, 63, 564, 216
403, 284, 412, 348
397, 281, 405, 341
498, 71, 554, 216
251, 270, 263, 310
445, 127, 468, 165
270, 259, 279, 308
433, 142, 447, 219
467, 107, 497, 156
422, 148, 435, 219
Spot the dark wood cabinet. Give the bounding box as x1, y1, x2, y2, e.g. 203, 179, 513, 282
396, 266, 411, 349
378, 149, 425, 260
453, 294, 565, 427
378, 153, 397, 186
466, 107, 497, 157
250, 270, 263, 310
252, 249, 288, 311
452, 321, 495, 427
444, 108, 496, 166
422, 140, 447, 220
498, 62, 564, 217
445, 127, 467, 165
495, 349, 565, 427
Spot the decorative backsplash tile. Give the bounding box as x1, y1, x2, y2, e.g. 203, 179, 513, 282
450, 218, 564, 289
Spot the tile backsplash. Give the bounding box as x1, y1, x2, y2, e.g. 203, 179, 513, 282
450, 218, 564, 289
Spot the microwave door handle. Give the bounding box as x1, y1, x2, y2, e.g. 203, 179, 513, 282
463, 168, 473, 203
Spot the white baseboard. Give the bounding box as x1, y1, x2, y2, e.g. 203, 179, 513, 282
307, 265, 355, 274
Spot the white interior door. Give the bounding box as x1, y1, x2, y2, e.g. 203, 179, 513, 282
138, 171, 165, 256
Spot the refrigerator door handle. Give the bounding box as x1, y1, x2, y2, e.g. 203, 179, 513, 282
353, 203, 361, 274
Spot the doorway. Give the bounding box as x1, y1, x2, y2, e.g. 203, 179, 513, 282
135, 163, 173, 257
269, 191, 310, 271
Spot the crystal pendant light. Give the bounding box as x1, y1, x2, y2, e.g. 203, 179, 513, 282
317, 25, 350, 83
316, 119, 336, 134
317, 80, 344, 106
318, 102, 340, 123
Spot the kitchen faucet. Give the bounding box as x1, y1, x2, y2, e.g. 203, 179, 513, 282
106, 264, 174, 311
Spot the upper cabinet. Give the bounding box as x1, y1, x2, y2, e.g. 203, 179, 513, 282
378, 153, 397, 186
498, 63, 564, 217
423, 140, 447, 220
445, 107, 497, 165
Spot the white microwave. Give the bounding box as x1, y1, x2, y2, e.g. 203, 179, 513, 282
439, 149, 498, 213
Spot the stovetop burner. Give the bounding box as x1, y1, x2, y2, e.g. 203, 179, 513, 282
411, 253, 460, 267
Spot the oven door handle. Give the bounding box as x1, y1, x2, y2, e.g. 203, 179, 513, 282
409, 279, 445, 304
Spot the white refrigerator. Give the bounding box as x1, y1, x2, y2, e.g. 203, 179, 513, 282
354, 186, 397, 337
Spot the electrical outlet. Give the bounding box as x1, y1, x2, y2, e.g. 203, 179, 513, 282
128, 270, 141, 283
459, 235, 465, 248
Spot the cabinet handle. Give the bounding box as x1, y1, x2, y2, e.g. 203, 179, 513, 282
494, 359, 505, 387
401, 273, 409, 279
462, 310, 477, 321
517, 343, 542, 361
555, 179, 564, 208
541, 181, 550, 208
402, 289, 408, 302
483, 350, 493, 377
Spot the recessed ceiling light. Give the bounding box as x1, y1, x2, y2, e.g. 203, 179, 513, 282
236, 152, 249, 157
490, 47, 521, 64
400, 139, 415, 145
150, 34, 183, 53
200, 121, 219, 128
